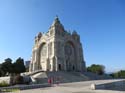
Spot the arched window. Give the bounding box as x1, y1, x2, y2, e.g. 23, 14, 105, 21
65, 41, 75, 71
64, 42, 74, 57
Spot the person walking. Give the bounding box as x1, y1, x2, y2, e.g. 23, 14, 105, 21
48, 78, 52, 86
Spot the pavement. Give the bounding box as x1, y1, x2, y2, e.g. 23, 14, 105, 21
10, 79, 125, 93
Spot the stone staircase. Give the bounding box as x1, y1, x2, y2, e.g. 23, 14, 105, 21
28, 71, 112, 84
30, 71, 89, 84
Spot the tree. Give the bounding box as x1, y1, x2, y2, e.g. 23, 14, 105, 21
87, 64, 105, 75
110, 70, 125, 78
118, 70, 125, 78
1, 58, 13, 76
0, 64, 2, 77
13, 57, 26, 74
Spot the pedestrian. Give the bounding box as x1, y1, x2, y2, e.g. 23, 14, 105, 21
51, 77, 54, 86
48, 78, 52, 86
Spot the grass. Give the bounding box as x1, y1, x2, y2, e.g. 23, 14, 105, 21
0, 81, 20, 92
0, 88, 20, 92
0, 81, 9, 87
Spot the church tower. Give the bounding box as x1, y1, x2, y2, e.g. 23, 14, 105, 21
29, 17, 86, 72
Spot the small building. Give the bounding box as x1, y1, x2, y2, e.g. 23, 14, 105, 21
25, 61, 30, 69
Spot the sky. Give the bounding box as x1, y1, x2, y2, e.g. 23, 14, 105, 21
0, 0, 125, 72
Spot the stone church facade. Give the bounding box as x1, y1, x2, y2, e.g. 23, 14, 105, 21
29, 17, 86, 72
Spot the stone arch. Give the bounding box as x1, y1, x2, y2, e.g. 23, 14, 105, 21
38, 42, 47, 70
64, 41, 77, 71
39, 42, 47, 57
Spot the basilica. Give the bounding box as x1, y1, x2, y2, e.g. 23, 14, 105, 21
29, 17, 86, 72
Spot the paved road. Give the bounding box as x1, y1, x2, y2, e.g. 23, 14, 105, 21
16, 79, 125, 93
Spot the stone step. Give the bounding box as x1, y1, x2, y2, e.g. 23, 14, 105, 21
30, 71, 89, 84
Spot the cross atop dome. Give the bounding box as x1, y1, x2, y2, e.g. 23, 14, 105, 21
51, 16, 64, 29
55, 15, 59, 21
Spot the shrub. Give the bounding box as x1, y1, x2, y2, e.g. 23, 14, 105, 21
13, 75, 24, 84
0, 81, 9, 87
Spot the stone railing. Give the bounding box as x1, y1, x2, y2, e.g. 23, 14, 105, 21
26, 70, 44, 76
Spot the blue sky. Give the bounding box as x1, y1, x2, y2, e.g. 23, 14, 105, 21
0, 0, 125, 72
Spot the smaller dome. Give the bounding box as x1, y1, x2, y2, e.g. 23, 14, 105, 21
72, 30, 77, 35
38, 32, 42, 38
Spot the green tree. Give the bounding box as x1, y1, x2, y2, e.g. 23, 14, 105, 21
0, 64, 2, 77
1, 58, 13, 76
118, 70, 125, 78
110, 70, 125, 78
87, 64, 105, 75
13, 57, 26, 74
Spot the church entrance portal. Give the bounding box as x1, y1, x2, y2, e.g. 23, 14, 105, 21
73, 65, 75, 71
58, 64, 61, 71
